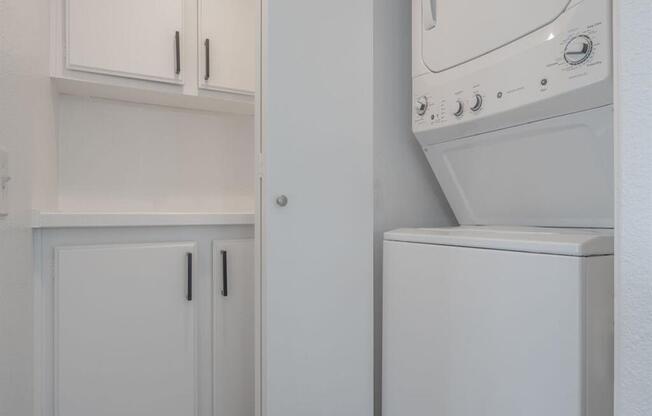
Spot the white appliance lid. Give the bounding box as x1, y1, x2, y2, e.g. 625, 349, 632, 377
420, 0, 570, 72
384, 226, 614, 256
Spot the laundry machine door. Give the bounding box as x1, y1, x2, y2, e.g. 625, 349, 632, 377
420, 0, 570, 72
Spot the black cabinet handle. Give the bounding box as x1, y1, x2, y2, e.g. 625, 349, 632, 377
175, 31, 181, 75
186, 252, 192, 301
204, 38, 210, 81
221, 250, 228, 297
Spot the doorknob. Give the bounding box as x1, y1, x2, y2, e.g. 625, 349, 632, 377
275, 195, 288, 207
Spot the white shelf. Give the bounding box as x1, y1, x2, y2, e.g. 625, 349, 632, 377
32, 211, 255, 229
52, 77, 255, 115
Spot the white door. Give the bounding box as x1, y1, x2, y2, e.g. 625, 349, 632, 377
259, 0, 374, 414
212, 240, 255, 416
419, 0, 570, 72
200, 0, 256, 94
66, 0, 184, 83
55, 242, 196, 416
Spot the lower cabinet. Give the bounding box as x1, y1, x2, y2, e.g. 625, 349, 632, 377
34, 226, 254, 416
56, 243, 197, 416
212, 240, 255, 416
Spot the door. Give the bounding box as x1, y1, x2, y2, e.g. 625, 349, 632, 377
66, 0, 184, 83
259, 0, 374, 414
55, 242, 196, 416
212, 240, 254, 416
200, 0, 256, 94
419, 0, 570, 72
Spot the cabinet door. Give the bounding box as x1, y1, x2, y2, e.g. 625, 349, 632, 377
212, 240, 254, 416
66, 0, 184, 83
260, 0, 374, 414
56, 242, 196, 416
200, 0, 256, 94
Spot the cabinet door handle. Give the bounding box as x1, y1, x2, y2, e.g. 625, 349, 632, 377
221, 250, 228, 297
175, 31, 181, 75
187, 252, 193, 301
204, 38, 210, 81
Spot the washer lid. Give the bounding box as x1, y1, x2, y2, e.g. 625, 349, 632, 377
420, 0, 570, 73
384, 226, 614, 256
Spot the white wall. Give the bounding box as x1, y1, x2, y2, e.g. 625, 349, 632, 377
0, 0, 56, 415
372, 0, 455, 414
57, 95, 255, 213
614, 0, 652, 414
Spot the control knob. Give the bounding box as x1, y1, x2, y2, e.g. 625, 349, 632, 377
416, 96, 428, 116
564, 35, 593, 65
470, 94, 483, 112
453, 100, 464, 117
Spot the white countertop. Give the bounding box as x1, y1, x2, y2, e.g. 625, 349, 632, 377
385, 226, 614, 256
31, 211, 255, 228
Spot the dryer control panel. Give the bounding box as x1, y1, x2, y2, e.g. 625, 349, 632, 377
412, 0, 612, 146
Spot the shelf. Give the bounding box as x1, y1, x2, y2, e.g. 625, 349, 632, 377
31, 211, 255, 229
52, 77, 255, 115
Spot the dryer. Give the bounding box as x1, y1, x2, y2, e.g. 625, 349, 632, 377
412, 0, 613, 227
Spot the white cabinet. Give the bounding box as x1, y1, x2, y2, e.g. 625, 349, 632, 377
34, 224, 255, 416
66, 0, 184, 83
199, 0, 256, 94
55, 242, 197, 416
54, 0, 257, 112
212, 240, 255, 416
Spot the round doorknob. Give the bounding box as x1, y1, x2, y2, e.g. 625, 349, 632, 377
276, 195, 288, 207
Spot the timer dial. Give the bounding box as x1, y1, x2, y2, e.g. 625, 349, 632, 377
416, 96, 428, 116
564, 35, 593, 65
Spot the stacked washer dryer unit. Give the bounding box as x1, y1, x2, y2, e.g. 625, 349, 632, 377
383, 0, 614, 415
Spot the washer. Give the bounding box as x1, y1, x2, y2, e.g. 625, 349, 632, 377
383, 1, 615, 414
383, 226, 613, 416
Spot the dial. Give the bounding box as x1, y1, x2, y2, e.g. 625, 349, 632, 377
564, 35, 593, 65
453, 100, 464, 117
416, 96, 428, 116
470, 94, 483, 112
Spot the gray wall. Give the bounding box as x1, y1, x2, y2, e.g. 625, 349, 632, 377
0, 0, 56, 415
614, 0, 652, 414
372, 1, 456, 414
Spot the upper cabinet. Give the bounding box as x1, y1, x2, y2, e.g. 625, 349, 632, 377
52, 0, 256, 114
200, 0, 256, 94
66, 0, 184, 84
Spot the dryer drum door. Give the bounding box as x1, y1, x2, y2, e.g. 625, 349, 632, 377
421, 0, 570, 73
